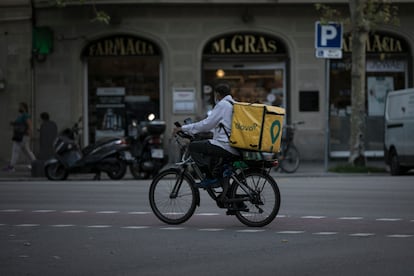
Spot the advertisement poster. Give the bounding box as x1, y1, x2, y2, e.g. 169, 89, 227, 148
367, 77, 394, 116
95, 87, 125, 140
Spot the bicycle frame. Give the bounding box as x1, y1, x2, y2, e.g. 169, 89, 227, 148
171, 133, 271, 207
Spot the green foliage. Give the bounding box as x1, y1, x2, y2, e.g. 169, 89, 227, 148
315, 0, 399, 29
52, 0, 110, 24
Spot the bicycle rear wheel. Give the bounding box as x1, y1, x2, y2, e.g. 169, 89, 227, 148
231, 170, 280, 227
280, 145, 300, 173
149, 168, 198, 225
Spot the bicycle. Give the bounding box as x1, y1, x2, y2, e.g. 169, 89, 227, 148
274, 121, 304, 173
149, 123, 281, 227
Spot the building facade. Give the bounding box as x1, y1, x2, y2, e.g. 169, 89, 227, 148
1, 0, 413, 164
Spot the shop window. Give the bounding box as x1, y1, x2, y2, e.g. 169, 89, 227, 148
88, 56, 161, 142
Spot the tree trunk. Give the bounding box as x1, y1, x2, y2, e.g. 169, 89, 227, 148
349, 0, 369, 166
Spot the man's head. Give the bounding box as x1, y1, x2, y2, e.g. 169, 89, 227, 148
40, 112, 50, 121
214, 83, 231, 102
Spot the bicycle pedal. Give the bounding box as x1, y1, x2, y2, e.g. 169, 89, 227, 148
226, 208, 249, 215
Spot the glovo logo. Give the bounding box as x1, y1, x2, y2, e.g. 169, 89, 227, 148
268, 119, 282, 152
270, 120, 281, 144
235, 122, 258, 132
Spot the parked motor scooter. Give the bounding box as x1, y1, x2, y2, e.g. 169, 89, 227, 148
44, 118, 132, 180
127, 114, 168, 179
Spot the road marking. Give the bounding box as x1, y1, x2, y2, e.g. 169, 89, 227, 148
338, 217, 363, 220
387, 234, 413, 238
237, 229, 266, 233
128, 211, 151, 215
32, 210, 56, 213
349, 233, 375, 237
15, 224, 39, 227
122, 226, 150, 230
198, 228, 225, 232
96, 211, 120, 214
0, 224, 5, 226
376, 218, 402, 222
277, 231, 305, 234
160, 227, 185, 230
301, 216, 326, 219
196, 213, 220, 216
87, 225, 112, 228
277, 215, 287, 218
50, 224, 76, 227
313, 232, 338, 235
63, 210, 86, 214
0, 209, 22, 213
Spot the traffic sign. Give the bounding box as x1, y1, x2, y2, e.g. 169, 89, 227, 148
315, 48, 343, 59
315, 22, 343, 49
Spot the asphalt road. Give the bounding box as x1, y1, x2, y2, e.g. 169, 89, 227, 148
0, 175, 413, 276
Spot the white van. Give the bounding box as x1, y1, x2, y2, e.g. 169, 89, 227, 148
384, 88, 414, 175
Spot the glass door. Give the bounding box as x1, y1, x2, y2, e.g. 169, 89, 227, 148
202, 61, 286, 115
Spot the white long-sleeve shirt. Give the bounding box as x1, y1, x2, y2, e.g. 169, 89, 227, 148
181, 95, 239, 156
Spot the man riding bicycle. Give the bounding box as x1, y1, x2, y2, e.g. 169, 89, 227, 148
173, 82, 239, 188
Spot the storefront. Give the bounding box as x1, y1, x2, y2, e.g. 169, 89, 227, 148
329, 31, 412, 157
82, 34, 162, 143
201, 32, 289, 118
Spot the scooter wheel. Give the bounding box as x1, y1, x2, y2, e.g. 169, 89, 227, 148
45, 162, 68, 181
129, 163, 151, 179
107, 160, 127, 180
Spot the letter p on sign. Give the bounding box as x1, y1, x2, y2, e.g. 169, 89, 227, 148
315, 22, 342, 49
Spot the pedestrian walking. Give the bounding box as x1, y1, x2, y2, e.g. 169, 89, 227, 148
38, 112, 58, 160
2, 102, 36, 172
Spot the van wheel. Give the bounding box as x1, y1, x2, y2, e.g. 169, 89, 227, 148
390, 149, 402, 176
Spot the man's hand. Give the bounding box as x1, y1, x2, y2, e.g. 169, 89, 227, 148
172, 127, 182, 136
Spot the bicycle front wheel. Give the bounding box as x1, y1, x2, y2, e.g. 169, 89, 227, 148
149, 168, 198, 225
231, 170, 281, 227
280, 145, 300, 173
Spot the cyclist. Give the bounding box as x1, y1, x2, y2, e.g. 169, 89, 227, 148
173, 82, 239, 188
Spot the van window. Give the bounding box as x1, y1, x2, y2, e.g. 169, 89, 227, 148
387, 92, 414, 119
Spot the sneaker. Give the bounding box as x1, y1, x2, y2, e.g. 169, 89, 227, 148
2, 165, 15, 172
196, 178, 221, 189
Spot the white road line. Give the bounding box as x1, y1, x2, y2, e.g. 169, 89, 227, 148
349, 233, 375, 237
63, 210, 86, 214
277, 231, 305, 234
276, 215, 287, 218
160, 227, 185, 230
301, 216, 326, 219
0, 209, 22, 213
87, 225, 112, 228
96, 211, 120, 214
50, 224, 76, 228
376, 218, 402, 222
236, 229, 266, 233
196, 213, 220, 216
338, 217, 363, 220
15, 224, 39, 227
32, 210, 56, 213
387, 234, 413, 238
313, 232, 338, 235
122, 226, 150, 230
0, 224, 5, 226
198, 228, 225, 232
128, 211, 151, 215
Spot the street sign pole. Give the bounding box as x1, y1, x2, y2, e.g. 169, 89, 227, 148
315, 21, 343, 172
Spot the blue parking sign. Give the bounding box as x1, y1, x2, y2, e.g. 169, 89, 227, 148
315, 22, 343, 49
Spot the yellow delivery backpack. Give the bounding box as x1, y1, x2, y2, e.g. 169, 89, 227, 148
229, 102, 285, 153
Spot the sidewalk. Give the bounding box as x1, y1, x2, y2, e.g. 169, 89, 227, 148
0, 159, 389, 181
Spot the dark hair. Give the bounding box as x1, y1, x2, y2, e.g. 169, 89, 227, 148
40, 112, 50, 121
19, 102, 29, 113
214, 82, 231, 96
